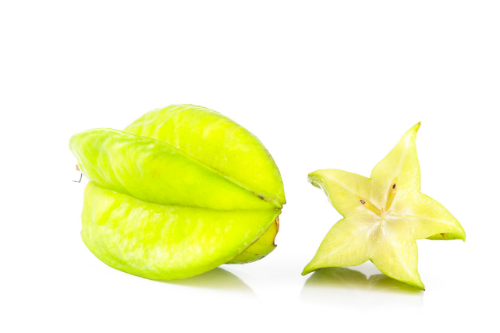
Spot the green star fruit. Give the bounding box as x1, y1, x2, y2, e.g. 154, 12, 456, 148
70, 105, 285, 280
302, 123, 465, 289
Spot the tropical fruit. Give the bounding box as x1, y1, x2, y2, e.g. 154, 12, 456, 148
303, 123, 465, 289
70, 104, 285, 280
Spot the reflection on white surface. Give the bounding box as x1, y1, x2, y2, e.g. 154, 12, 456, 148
164, 268, 256, 295
300, 267, 423, 307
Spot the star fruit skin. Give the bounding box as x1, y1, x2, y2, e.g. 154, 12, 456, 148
123, 105, 283, 264
302, 123, 465, 289
70, 105, 285, 280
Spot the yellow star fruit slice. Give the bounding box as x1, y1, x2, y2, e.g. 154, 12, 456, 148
302, 123, 465, 289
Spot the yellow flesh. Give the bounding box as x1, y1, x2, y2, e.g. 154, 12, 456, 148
303, 123, 466, 289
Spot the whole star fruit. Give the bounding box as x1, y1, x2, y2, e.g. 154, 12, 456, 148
302, 123, 465, 289
70, 104, 285, 280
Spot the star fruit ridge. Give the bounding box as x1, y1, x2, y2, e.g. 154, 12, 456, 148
302, 123, 466, 289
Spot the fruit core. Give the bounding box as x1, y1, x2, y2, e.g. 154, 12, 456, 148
360, 181, 397, 223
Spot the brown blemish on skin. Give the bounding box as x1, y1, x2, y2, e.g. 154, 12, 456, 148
441, 233, 445, 237
74, 164, 82, 183
251, 191, 275, 204
272, 217, 280, 246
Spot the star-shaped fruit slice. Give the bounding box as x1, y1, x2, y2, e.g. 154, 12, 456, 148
302, 123, 466, 289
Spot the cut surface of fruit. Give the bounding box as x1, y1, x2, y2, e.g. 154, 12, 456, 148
303, 123, 465, 289
70, 105, 285, 280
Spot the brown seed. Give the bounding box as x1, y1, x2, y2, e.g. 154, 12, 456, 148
360, 200, 365, 204
392, 183, 396, 190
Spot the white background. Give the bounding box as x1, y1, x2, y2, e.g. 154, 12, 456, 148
1, 1, 499, 332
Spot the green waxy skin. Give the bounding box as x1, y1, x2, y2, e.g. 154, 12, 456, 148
70, 105, 285, 280
303, 123, 465, 289
70, 129, 277, 211
82, 183, 280, 280
124, 104, 285, 207
227, 218, 279, 264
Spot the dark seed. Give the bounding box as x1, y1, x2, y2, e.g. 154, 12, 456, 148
392, 183, 396, 190
360, 200, 365, 204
